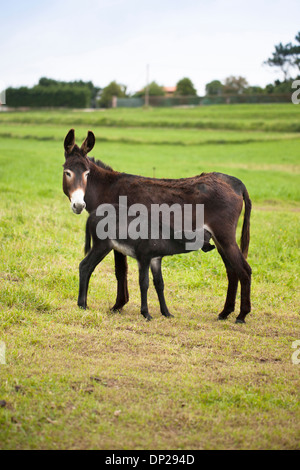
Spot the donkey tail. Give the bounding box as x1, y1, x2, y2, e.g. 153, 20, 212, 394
84, 219, 92, 255
240, 187, 252, 259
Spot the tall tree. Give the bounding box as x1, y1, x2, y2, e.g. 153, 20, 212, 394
289, 32, 300, 72
264, 42, 294, 80
134, 81, 165, 97
223, 76, 248, 94
175, 78, 197, 96
264, 32, 300, 80
205, 80, 223, 95
98, 81, 127, 108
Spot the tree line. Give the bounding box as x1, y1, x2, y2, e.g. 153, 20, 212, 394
5, 32, 299, 108
5, 77, 198, 108
6, 78, 100, 108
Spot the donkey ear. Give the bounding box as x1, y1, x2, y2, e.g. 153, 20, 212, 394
81, 131, 95, 155
64, 129, 75, 156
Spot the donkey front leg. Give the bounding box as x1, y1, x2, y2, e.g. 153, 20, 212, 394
78, 245, 111, 310
138, 261, 152, 321
150, 257, 173, 318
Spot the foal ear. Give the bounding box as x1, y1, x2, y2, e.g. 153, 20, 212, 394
81, 131, 95, 155
64, 129, 75, 156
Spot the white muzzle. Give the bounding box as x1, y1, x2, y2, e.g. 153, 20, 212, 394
71, 189, 86, 214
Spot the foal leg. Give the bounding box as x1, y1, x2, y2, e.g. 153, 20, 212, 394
138, 260, 152, 321
111, 251, 129, 311
150, 257, 173, 318
78, 244, 111, 310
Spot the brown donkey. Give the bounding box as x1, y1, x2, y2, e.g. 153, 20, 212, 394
62, 129, 252, 323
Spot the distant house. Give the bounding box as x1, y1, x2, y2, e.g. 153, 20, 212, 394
163, 86, 176, 97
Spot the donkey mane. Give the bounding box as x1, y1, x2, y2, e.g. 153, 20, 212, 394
88, 156, 113, 172
89, 155, 206, 184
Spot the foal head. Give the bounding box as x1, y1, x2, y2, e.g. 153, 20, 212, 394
63, 129, 95, 214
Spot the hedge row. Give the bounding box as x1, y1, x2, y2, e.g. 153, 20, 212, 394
6, 86, 91, 108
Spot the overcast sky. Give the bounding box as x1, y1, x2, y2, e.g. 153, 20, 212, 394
1, 0, 299, 95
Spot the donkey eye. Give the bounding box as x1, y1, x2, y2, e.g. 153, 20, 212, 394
84, 171, 90, 179
64, 171, 72, 178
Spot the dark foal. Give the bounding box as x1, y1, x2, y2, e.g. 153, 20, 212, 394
63, 129, 252, 323
79, 206, 215, 321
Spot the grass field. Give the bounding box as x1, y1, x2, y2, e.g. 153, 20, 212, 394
0, 104, 299, 449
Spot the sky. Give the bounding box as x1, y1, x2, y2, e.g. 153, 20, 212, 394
1, 0, 299, 95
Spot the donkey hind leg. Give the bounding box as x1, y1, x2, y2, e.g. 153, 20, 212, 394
235, 254, 251, 324
217, 251, 239, 321
138, 260, 152, 321
216, 241, 251, 324
111, 251, 129, 311
150, 257, 174, 318
78, 244, 111, 310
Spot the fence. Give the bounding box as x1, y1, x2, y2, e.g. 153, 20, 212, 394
202, 94, 292, 105
116, 94, 292, 108
116, 95, 201, 108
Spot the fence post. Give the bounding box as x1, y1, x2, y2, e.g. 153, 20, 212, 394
112, 96, 117, 108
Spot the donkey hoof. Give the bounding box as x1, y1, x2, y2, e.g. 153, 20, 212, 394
142, 313, 152, 321
163, 312, 174, 318
78, 304, 87, 310
110, 305, 122, 312
218, 314, 228, 321
235, 318, 246, 324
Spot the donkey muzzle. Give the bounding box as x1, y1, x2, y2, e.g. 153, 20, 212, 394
70, 189, 86, 214
72, 201, 86, 214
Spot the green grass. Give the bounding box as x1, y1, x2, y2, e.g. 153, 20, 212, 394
0, 105, 299, 449
1, 103, 300, 131
2, 122, 300, 145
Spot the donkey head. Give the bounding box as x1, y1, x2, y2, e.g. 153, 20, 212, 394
63, 129, 95, 214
